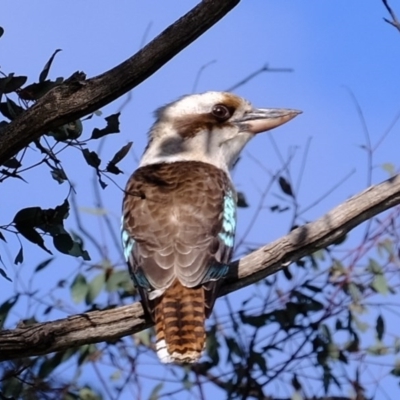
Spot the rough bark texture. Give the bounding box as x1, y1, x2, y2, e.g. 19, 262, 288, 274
1, 174, 400, 361
0, 0, 240, 165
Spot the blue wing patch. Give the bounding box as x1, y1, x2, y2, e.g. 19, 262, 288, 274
121, 227, 135, 263
218, 190, 236, 248
202, 190, 236, 283
202, 263, 230, 282
121, 218, 151, 289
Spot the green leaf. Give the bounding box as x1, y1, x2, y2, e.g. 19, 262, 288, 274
376, 315, 385, 341
70, 273, 88, 304
82, 149, 101, 169
348, 282, 363, 303
13, 206, 42, 226
394, 337, 400, 353
78, 387, 101, 400
50, 168, 68, 184
382, 162, 395, 177
0, 295, 19, 328
91, 113, 120, 139
86, 272, 105, 304
353, 315, 368, 332
106, 142, 133, 174
236, 191, 249, 207
14, 247, 23, 265
109, 141, 133, 165
110, 370, 122, 381
38, 348, 79, 379
34, 258, 54, 272
39, 49, 62, 82
345, 337, 359, 353
206, 326, 220, 366
0, 267, 11, 282
320, 324, 332, 342
391, 360, 400, 377
133, 329, 152, 347
54, 232, 91, 260
366, 340, 389, 355
239, 310, 270, 328
15, 225, 52, 255
323, 366, 331, 393
148, 383, 163, 400
332, 232, 347, 246
291, 374, 302, 391
278, 176, 294, 197
283, 266, 292, 280
38, 354, 62, 378
3, 157, 21, 169
330, 258, 345, 280
77, 343, 97, 366
105, 269, 131, 292
18, 79, 62, 101
250, 350, 267, 374
371, 274, 389, 295
0, 168, 27, 182
327, 343, 339, 360
0, 74, 27, 94
0, 98, 25, 120
377, 238, 394, 258
303, 282, 321, 293
47, 119, 83, 141
225, 336, 242, 358
105, 163, 123, 174
53, 233, 74, 253
366, 258, 383, 274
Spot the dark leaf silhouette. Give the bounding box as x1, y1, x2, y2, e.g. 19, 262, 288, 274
237, 191, 249, 208
0, 98, 25, 120
278, 176, 294, 197
82, 149, 101, 169
0, 75, 27, 94
91, 113, 120, 139
39, 49, 62, 83
2, 157, 21, 169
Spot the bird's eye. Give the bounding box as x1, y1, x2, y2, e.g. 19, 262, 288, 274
211, 104, 232, 122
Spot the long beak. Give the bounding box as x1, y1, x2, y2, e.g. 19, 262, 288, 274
235, 108, 302, 134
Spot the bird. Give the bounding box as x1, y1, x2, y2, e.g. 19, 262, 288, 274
121, 91, 300, 364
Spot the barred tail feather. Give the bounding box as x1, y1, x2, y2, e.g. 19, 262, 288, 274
155, 280, 205, 363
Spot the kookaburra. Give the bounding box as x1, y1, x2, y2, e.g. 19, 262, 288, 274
122, 91, 300, 363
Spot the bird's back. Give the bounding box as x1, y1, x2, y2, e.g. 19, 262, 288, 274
122, 161, 236, 363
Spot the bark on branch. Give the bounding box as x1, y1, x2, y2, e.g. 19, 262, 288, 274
0, 0, 240, 165
1, 174, 400, 361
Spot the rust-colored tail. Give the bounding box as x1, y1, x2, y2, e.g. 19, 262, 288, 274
154, 279, 205, 363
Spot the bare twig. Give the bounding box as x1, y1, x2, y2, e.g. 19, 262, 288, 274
382, 0, 400, 32
226, 64, 293, 92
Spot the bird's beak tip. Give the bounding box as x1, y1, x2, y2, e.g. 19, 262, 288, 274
241, 107, 302, 135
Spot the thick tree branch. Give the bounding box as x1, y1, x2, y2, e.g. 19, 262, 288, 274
1, 174, 400, 361
0, 0, 239, 165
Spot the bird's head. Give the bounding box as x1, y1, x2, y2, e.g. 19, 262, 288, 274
140, 91, 301, 172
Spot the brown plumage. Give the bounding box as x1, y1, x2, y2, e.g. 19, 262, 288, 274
122, 161, 234, 363
154, 280, 205, 363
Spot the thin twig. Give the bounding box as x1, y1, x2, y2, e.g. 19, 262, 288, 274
226, 64, 293, 92
382, 0, 400, 32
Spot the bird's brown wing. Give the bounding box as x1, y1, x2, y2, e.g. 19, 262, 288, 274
122, 161, 235, 317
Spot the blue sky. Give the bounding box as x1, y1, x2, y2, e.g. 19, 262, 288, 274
2, 1, 400, 399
